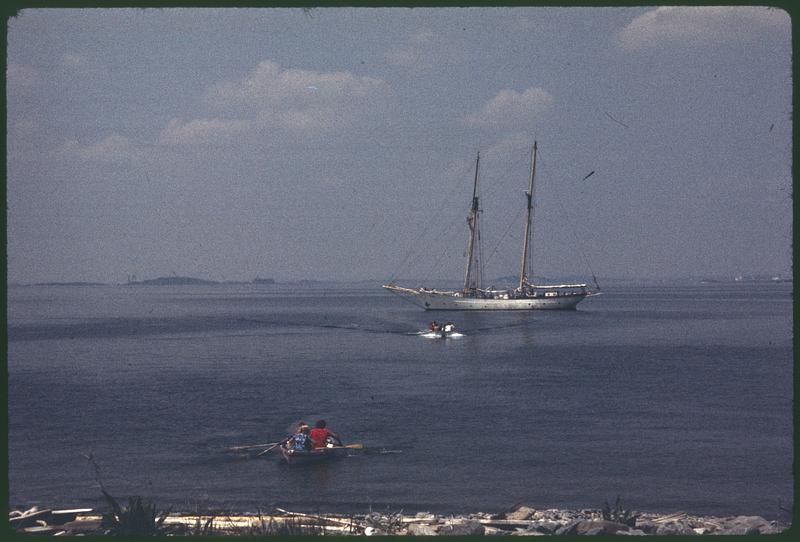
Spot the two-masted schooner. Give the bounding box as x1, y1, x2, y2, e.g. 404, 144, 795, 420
383, 142, 592, 310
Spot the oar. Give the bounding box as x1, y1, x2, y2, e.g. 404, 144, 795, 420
325, 443, 364, 450
257, 437, 290, 457
225, 442, 280, 452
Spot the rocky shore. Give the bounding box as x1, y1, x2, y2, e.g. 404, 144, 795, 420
8, 504, 791, 536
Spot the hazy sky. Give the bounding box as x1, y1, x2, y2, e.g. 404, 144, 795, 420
6, 6, 792, 284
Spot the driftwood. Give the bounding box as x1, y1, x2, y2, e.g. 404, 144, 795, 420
274, 508, 360, 529
650, 512, 688, 524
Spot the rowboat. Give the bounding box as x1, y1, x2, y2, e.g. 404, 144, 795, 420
279, 444, 345, 465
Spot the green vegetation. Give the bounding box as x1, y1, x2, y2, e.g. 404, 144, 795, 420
602, 496, 639, 527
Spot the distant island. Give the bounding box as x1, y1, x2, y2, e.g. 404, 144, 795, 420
125, 276, 276, 286
127, 276, 218, 286
30, 281, 106, 287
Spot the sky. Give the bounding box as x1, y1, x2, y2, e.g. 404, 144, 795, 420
5, 6, 792, 284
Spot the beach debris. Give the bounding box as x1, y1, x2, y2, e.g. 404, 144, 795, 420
6, 505, 791, 536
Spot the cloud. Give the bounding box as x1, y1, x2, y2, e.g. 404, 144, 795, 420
60, 134, 138, 163
464, 88, 553, 128
202, 59, 389, 134
158, 118, 251, 146
617, 6, 789, 50
483, 134, 533, 162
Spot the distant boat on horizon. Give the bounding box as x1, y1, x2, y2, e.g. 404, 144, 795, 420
384, 142, 598, 311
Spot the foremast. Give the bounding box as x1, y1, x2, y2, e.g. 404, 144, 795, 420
518, 142, 537, 290
463, 152, 482, 295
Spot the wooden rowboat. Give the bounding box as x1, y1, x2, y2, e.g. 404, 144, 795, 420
279, 444, 345, 465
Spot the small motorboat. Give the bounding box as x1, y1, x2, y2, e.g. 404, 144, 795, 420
422, 322, 460, 339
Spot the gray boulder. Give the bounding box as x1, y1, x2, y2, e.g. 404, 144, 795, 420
407, 523, 439, 536
554, 519, 582, 536
438, 520, 485, 536
655, 521, 696, 536
720, 515, 771, 535
574, 520, 630, 536
507, 506, 537, 521
531, 520, 561, 534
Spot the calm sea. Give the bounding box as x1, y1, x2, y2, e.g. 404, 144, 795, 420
6, 282, 793, 518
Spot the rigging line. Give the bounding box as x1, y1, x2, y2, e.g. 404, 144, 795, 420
420, 210, 466, 284
538, 151, 602, 291
387, 159, 476, 283
386, 287, 427, 309
484, 205, 526, 267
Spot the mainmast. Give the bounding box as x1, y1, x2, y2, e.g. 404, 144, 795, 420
463, 152, 481, 294
518, 142, 537, 290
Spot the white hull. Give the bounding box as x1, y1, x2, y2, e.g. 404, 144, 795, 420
384, 285, 587, 311
418, 292, 585, 311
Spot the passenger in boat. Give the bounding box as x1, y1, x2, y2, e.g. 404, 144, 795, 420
443, 322, 455, 333
428, 321, 437, 332
288, 424, 314, 451
309, 419, 341, 449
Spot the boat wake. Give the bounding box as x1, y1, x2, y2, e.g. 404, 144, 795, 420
419, 331, 464, 339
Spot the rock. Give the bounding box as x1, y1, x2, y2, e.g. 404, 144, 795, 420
555, 519, 582, 536
507, 506, 537, 521
720, 515, 771, 535
655, 521, 696, 536
531, 520, 560, 534
617, 529, 647, 536
438, 520, 485, 536
635, 520, 658, 534
511, 528, 547, 536
574, 520, 630, 536
483, 526, 511, 536
407, 523, 439, 536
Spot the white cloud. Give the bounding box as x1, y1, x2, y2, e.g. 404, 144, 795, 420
158, 118, 251, 146
202, 59, 389, 134
483, 134, 532, 162
60, 134, 137, 162
464, 88, 553, 128
617, 6, 789, 50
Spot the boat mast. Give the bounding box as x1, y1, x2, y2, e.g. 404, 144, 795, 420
518, 141, 537, 290
463, 152, 481, 294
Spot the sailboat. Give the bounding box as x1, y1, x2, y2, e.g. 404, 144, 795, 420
383, 142, 593, 311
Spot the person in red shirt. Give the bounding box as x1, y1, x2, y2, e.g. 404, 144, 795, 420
309, 419, 341, 449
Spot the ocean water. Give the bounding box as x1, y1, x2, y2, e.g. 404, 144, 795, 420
6, 282, 793, 518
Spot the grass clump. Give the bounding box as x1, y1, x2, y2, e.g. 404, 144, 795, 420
602, 496, 639, 527
100, 490, 171, 536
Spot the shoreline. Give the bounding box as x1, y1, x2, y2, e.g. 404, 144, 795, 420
9, 504, 791, 536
